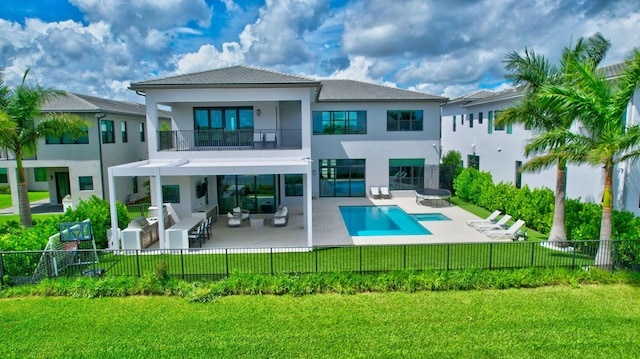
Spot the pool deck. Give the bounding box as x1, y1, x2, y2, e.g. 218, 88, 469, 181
162, 190, 513, 250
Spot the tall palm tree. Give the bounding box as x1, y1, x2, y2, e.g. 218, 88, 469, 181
538, 48, 640, 267
498, 33, 611, 246
0, 70, 87, 228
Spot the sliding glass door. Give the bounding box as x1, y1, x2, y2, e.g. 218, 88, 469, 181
217, 175, 276, 214
319, 159, 365, 197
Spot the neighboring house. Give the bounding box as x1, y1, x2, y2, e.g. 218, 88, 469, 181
107, 66, 446, 249
441, 62, 640, 216
0, 92, 170, 212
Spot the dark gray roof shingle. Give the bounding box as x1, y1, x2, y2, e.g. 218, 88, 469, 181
41, 92, 170, 118
130, 65, 320, 89
318, 79, 446, 102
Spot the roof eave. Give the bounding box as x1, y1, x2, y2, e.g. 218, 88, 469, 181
129, 82, 322, 91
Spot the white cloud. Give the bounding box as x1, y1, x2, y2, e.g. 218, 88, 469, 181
171, 43, 245, 74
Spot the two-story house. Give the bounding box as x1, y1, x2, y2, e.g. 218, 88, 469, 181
107, 66, 446, 249
441, 62, 640, 216
0, 92, 169, 212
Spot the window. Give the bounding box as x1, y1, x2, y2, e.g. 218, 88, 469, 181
319, 159, 365, 197
46, 126, 89, 144
488, 111, 494, 134
387, 110, 423, 131
452, 115, 456, 132
0, 168, 7, 183
132, 176, 138, 194
162, 185, 180, 203
121, 122, 128, 143
285, 174, 303, 196
461, 114, 464, 125
101, 120, 115, 144
467, 155, 480, 170
478, 112, 483, 124
515, 161, 523, 189
313, 111, 367, 134
469, 113, 474, 128
506, 123, 513, 134
34, 168, 47, 182
139, 123, 145, 142
194, 107, 253, 146
79, 176, 94, 190
389, 159, 425, 190
494, 110, 505, 131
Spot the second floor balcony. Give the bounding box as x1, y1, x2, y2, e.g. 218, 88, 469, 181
157, 129, 302, 152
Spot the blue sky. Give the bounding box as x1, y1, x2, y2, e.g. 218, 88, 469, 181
1, 0, 639, 102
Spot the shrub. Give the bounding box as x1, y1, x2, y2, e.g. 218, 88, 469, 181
60, 195, 129, 248
0, 185, 10, 194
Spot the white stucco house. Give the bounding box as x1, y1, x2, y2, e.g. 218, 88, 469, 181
0, 92, 170, 212
107, 66, 447, 249
441, 62, 640, 216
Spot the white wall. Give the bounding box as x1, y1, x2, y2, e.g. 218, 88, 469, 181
310, 101, 442, 195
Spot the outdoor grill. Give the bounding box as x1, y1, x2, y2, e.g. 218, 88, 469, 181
121, 216, 158, 249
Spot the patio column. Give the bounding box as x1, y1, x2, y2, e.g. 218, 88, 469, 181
107, 167, 119, 250
154, 166, 166, 249
303, 171, 313, 247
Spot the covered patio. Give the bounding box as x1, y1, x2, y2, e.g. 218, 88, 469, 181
142, 191, 507, 249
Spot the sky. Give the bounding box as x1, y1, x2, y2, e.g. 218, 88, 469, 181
1, 0, 640, 103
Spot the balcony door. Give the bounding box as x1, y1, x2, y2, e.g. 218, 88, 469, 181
194, 107, 253, 147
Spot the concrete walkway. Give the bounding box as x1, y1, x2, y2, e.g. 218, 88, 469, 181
0, 199, 63, 215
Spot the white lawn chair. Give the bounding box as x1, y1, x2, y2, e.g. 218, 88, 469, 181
380, 186, 391, 199
232, 207, 250, 221
370, 186, 381, 199
485, 220, 526, 240
273, 206, 288, 227
466, 210, 501, 226
227, 212, 242, 227
473, 214, 512, 231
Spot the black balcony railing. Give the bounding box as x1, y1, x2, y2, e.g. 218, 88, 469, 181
1, 240, 638, 285
157, 129, 302, 151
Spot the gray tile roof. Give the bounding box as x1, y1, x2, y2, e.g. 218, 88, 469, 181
318, 79, 447, 102
461, 86, 526, 107
599, 62, 625, 79
130, 65, 320, 89
446, 89, 497, 104
41, 92, 171, 118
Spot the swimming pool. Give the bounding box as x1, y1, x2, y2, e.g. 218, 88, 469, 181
411, 213, 451, 221
339, 206, 431, 236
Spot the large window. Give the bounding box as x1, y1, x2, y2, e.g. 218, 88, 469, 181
194, 107, 254, 146
387, 110, 423, 131
121, 122, 128, 143
389, 159, 425, 190
101, 120, 115, 144
468, 155, 480, 170
469, 113, 474, 128
217, 175, 275, 213
319, 159, 365, 197
79, 176, 94, 190
285, 174, 303, 196
494, 110, 505, 131
46, 126, 89, 144
313, 111, 366, 134
34, 168, 47, 182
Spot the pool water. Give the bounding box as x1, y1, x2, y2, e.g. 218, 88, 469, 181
411, 213, 451, 221
339, 206, 431, 236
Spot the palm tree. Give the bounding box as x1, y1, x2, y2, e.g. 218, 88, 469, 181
538, 48, 640, 267
0, 70, 87, 228
498, 33, 611, 246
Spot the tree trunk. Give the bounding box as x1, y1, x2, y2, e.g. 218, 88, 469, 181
16, 156, 33, 228
594, 165, 613, 269
547, 162, 567, 245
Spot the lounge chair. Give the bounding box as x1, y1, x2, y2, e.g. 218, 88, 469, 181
227, 212, 242, 227
466, 210, 501, 226
473, 214, 512, 231
380, 186, 391, 199
370, 186, 381, 199
485, 220, 526, 240
273, 206, 288, 227
232, 207, 250, 221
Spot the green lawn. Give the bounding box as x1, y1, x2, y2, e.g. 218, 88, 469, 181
1, 284, 639, 358
0, 191, 50, 210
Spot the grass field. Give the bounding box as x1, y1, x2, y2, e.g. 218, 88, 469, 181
0, 191, 50, 210
1, 284, 639, 358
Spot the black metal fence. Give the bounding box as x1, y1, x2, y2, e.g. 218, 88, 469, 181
1, 240, 638, 286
